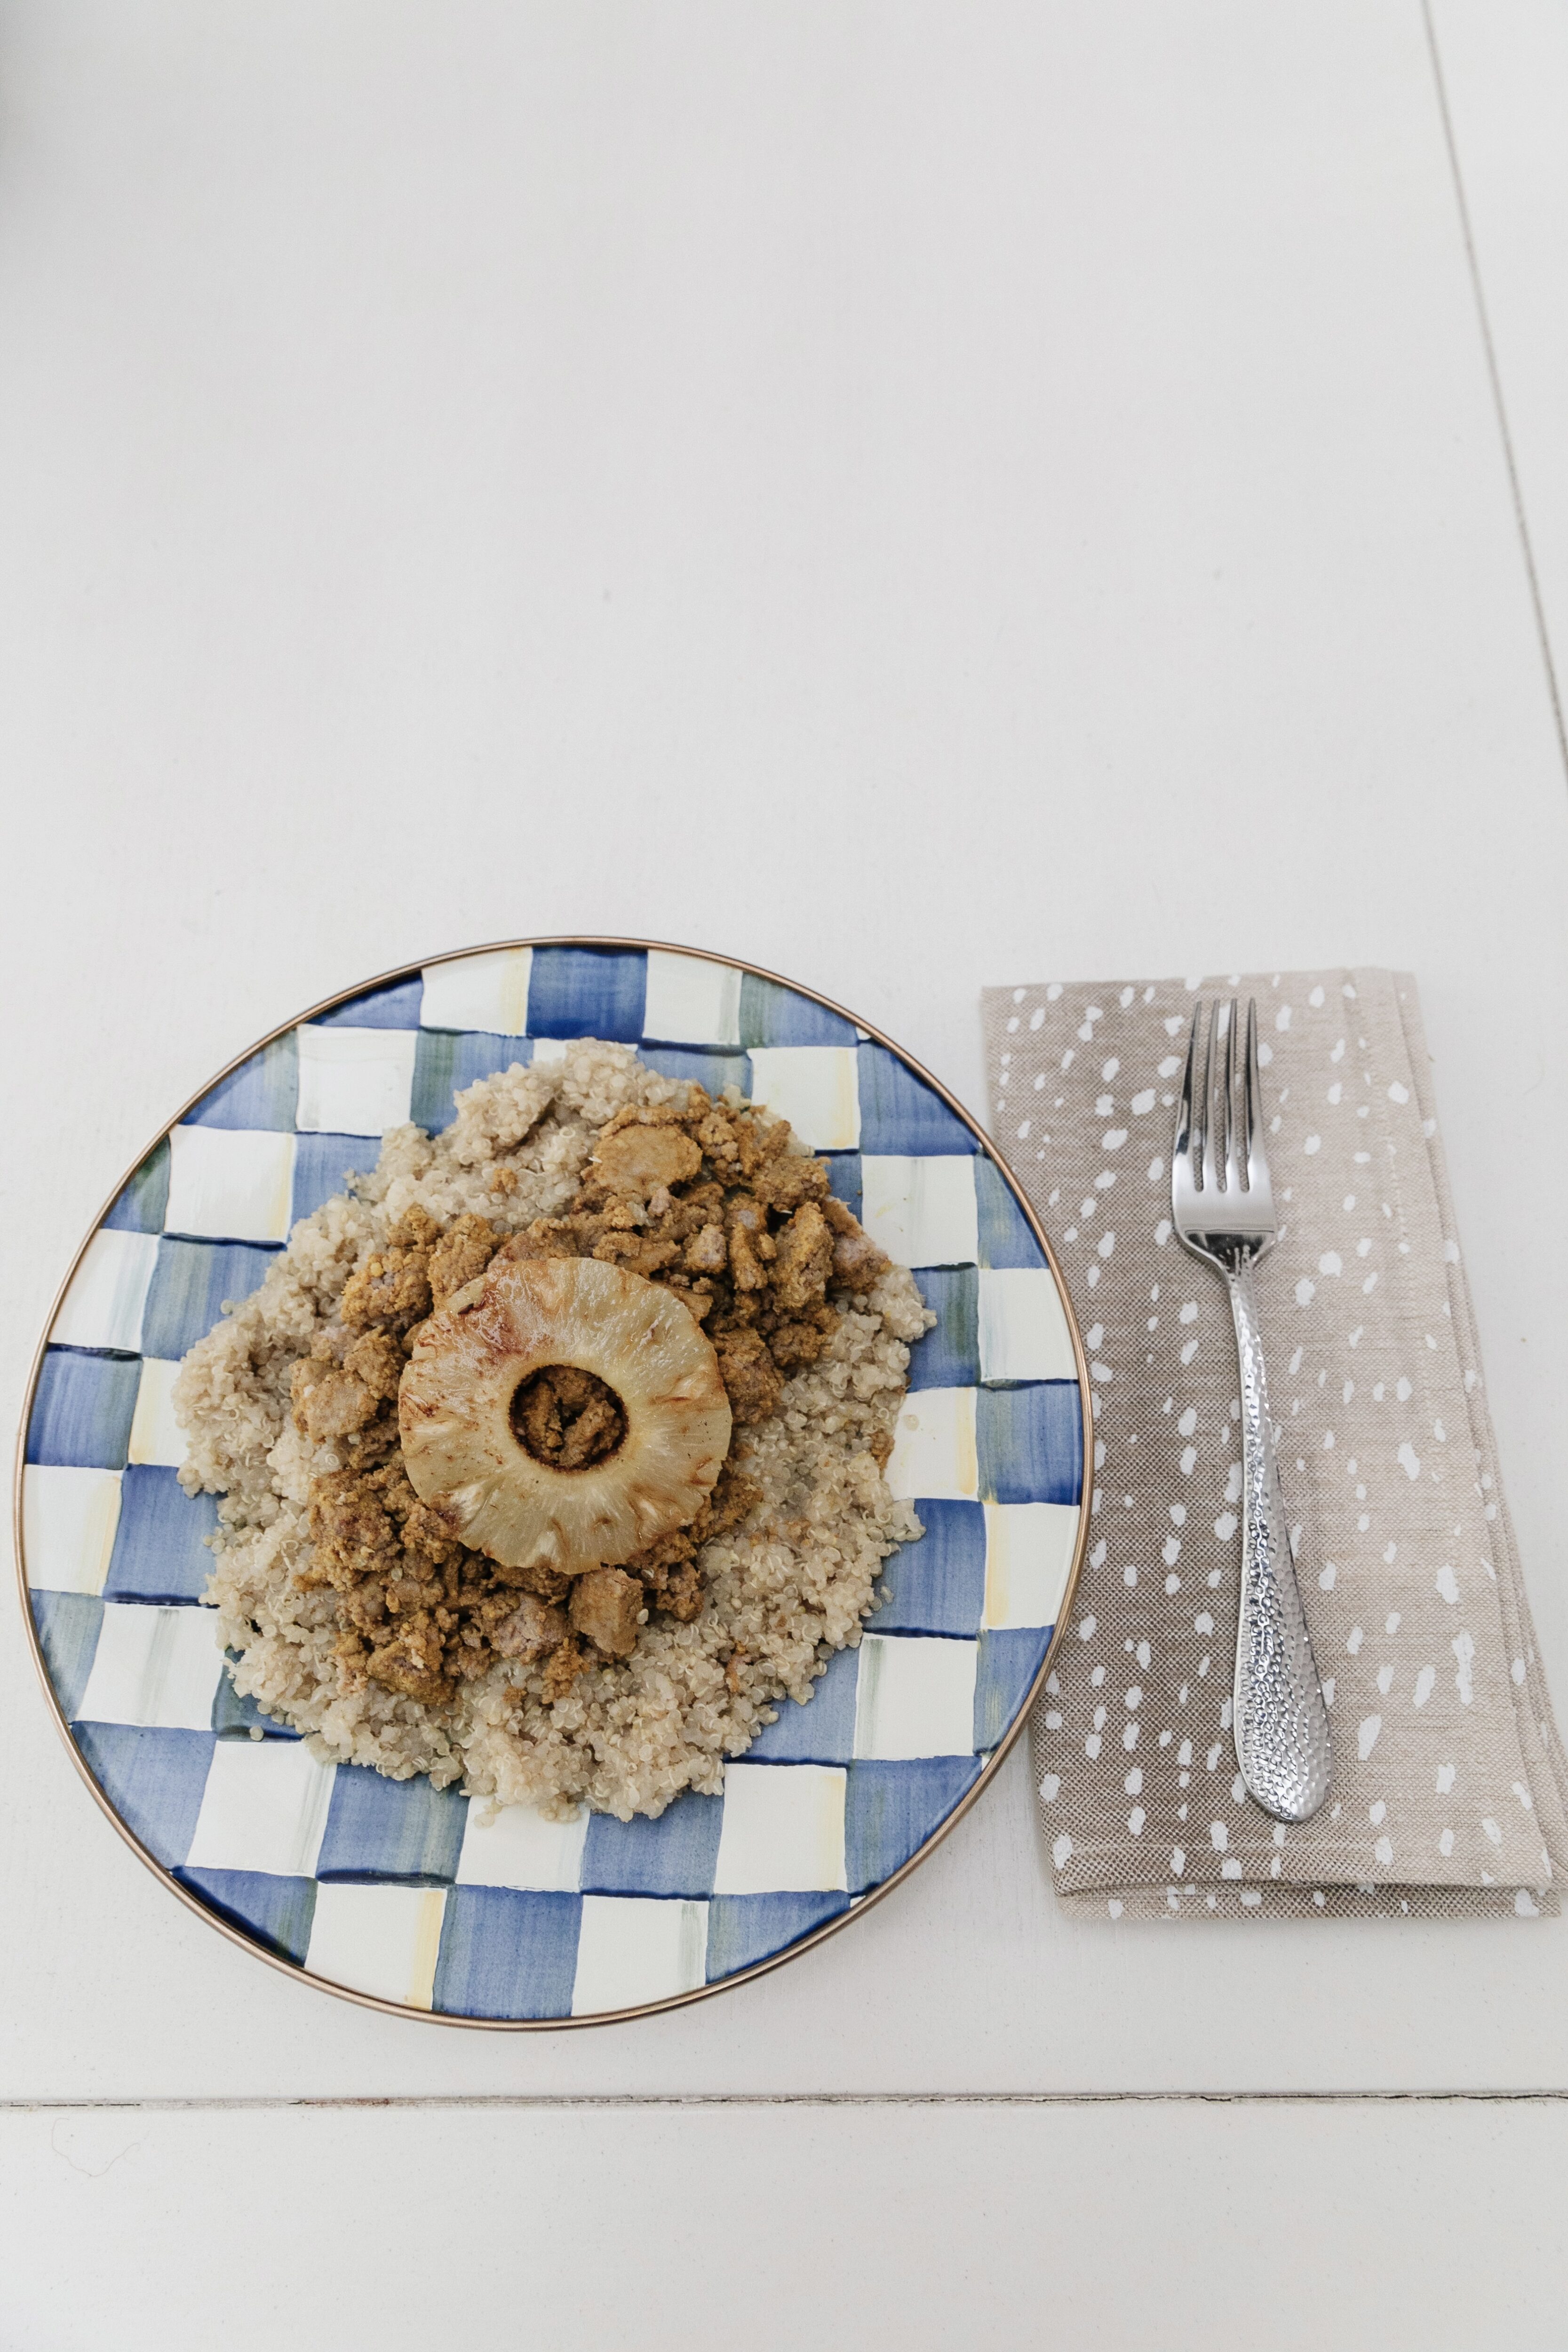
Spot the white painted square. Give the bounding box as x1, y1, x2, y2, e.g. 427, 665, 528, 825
185, 1739, 336, 1877
712, 1764, 848, 1894
983, 1502, 1079, 1629
295, 1025, 417, 1136
306, 1883, 445, 2009
21, 1465, 122, 1595
885, 1387, 978, 1501
165, 1125, 295, 1244
859, 1156, 978, 1268
76, 1602, 223, 1730
642, 951, 742, 1046
49, 1228, 159, 1354
571, 1896, 708, 2016
419, 947, 533, 1037
530, 1037, 568, 1065
852, 1634, 978, 1760
978, 1268, 1077, 1383
128, 1359, 185, 1468
456, 1801, 589, 1893
747, 1047, 860, 1151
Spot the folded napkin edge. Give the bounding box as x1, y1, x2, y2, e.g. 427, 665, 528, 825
1392, 975, 1568, 1873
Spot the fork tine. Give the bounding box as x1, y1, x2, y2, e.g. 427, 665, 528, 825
1202, 998, 1222, 1193
1175, 1001, 1200, 1173
1243, 997, 1261, 1185
1224, 998, 1243, 1195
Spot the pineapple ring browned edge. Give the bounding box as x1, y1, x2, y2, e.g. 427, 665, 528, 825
398, 1252, 732, 1568
13, 937, 1093, 2032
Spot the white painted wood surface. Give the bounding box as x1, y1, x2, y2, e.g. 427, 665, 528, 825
3, 1, 1567, 2338
6, 2098, 1567, 2351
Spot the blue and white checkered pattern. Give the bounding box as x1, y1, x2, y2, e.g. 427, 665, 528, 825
24, 946, 1084, 2020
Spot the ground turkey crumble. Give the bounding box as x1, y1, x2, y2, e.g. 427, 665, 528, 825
175, 1040, 934, 1820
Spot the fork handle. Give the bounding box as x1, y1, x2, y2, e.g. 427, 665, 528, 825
1224, 1259, 1333, 1823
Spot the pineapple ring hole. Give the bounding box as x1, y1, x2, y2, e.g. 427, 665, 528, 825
509, 1363, 629, 1473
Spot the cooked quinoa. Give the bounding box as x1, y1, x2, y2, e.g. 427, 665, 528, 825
175, 1039, 932, 1820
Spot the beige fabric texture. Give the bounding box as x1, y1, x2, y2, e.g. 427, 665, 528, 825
981, 970, 1568, 1920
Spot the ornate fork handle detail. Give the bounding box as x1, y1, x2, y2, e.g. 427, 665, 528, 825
1226, 1255, 1332, 1822
1171, 995, 1331, 1824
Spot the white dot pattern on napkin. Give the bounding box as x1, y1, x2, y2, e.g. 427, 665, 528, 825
984, 971, 1566, 1920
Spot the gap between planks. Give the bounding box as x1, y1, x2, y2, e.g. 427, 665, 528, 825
4, 2090, 1568, 2114
1423, 0, 1568, 783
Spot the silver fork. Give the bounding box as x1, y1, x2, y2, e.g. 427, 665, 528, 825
1171, 998, 1332, 1824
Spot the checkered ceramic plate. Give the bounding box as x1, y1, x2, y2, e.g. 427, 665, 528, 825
18, 941, 1088, 2026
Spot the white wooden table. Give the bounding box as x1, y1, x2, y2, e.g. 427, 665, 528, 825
4, 4, 1568, 2341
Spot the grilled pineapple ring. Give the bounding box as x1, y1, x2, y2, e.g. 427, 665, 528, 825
398, 1255, 732, 1576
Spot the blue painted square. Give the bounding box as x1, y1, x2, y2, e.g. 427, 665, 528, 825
27, 1350, 140, 1469
290, 1132, 374, 1224
874, 1500, 986, 1636
746, 1642, 860, 1763
141, 1238, 279, 1361
905, 1269, 979, 1391
176, 1866, 317, 1965
977, 1382, 1083, 1505
316, 1764, 468, 1883
31, 1590, 103, 1719
738, 973, 858, 1049
974, 1626, 1052, 1749
102, 1140, 170, 1235
104, 1467, 220, 1603
72, 1724, 215, 1867
857, 1044, 978, 1156
976, 1156, 1045, 1269
581, 1789, 723, 1897
312, 975, 424, 1030
527, 947, 647, 1042
706, 1891, 849, 1981
184, 1033, 299, 1131
822, 1152, 861, 1224
638, 1047, 752, 1100
213, 1655, 301, 1739
433, 1888, 581, 2021
411, 1031, 533, 1134
845, 1756, 982, 1894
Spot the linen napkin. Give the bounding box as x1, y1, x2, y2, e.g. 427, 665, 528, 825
981, 970, 1568, 1919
